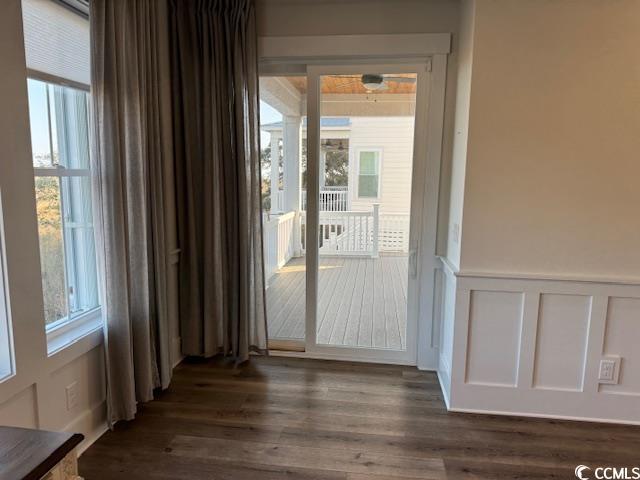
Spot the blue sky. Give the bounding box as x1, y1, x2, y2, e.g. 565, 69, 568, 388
29, 83, 282, 158
260, 100, 282, 149
27, 79, 53, 160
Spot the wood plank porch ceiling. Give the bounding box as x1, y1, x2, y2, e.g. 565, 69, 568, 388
285, 74, 417, 95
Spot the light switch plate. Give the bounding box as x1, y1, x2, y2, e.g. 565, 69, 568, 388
598, 356, 621, 385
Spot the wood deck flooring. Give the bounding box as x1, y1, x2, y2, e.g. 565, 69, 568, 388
79, 356, 640, 479
266, 255, 408, 349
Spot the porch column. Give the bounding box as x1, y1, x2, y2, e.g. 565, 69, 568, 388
282, 116, 301, 212
269, 133, 280, 213
282, 115, 302, 254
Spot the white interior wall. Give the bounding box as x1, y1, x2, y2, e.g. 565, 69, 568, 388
458, 0, 640, 279
444, 0, 474, 269
442, 0, 640, 424
0, 0, 107, 450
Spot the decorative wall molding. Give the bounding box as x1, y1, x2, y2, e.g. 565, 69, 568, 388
454, 269, 640, 287
259, 33, 451, 64
440, 270, 640, 424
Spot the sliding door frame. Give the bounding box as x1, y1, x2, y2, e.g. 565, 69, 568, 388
258, 34, 450, 368
305, 63, 428, 365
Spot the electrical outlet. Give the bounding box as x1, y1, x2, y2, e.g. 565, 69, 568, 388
598, 356, 621, 384
65, 381, 78, 411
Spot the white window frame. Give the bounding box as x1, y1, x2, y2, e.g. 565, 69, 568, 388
0, 200, 16, 381
28, 75, 102, 354
355, 147, 382, 200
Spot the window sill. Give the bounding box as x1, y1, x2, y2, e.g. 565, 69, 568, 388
46, 308, 103, 356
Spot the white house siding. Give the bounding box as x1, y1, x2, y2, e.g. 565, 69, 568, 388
347, 116, 415, 215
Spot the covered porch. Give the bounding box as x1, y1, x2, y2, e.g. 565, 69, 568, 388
266, 255, 408, 349
260, 74, 415, 349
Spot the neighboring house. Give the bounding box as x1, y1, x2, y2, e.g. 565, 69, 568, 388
260, 115, 414, 282
261, 116, 414, 216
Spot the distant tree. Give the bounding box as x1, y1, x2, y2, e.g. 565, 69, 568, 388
324, 149, 348, 187
34, 176, 67, 324
261, 146, 271, 211
300, 140, 349, 189
261, 139, 285, 212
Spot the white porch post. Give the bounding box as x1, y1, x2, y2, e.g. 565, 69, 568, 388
282, 115, 302, 254
269, 133, 280, 214
372, 203, 380, 258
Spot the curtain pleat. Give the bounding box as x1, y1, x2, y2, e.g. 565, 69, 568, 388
90, 0, 174, 425
169, 0, 268, 361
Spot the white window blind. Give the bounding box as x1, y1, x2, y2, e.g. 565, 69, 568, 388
22, 0, 90, 86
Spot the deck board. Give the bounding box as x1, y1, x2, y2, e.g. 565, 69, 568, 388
266, 255, 409, 349
328, 257, 360, 345
382, 257, 401, 350
357, 259, 375, 347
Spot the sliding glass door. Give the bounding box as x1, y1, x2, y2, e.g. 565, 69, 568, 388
260, 62, 430, 364
305, 64, 428, 364
259, 76, 307, 351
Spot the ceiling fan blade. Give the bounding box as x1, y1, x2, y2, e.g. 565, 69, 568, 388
328, 75, 361, 78
382, 76, 417, 83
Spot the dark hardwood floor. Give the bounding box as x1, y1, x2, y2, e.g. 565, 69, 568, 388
80, 356, 640, 479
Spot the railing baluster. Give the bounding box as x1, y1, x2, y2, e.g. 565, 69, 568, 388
365, 215, 369, 252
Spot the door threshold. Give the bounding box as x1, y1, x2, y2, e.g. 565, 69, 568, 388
268, 339, 305, 352
265, 348, 416, 366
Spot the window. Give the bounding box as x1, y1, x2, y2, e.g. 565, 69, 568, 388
0, 210, 15, 381
357, 149, 381, 198
27, 78, 99, 331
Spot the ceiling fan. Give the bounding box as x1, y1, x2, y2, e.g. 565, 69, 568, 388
331, 74, 416, 91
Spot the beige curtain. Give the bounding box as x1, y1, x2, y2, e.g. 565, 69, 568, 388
169, 0, 268, 360
90, 0, 174, 425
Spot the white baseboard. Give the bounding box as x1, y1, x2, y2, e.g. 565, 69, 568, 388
448, 406, 640, 427
63, 400, 108, 455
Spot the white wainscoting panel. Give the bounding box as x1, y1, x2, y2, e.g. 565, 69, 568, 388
436, 262, 457, 407
0, 384, 38, 428
443, 272, 640, 425
601, 297, 640, 396
466, 291, 523, 387
533, 294, 592, 391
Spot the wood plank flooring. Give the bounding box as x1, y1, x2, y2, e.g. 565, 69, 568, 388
79, 356, 640, 479
267, 255, 408, 349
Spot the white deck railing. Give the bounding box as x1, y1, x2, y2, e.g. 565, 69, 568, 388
379, 213, 410, 252
301, 187, 348, 212
301, 205, 380, 257
263, 211, 296, 282
264, 208, 410, 275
